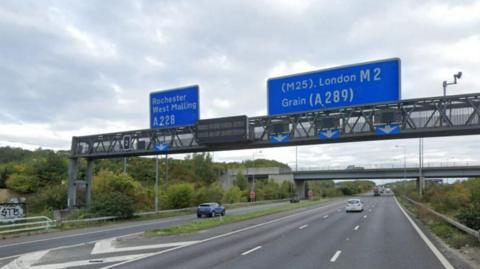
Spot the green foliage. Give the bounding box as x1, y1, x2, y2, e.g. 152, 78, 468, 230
234, 172, 248, 191
29, 184, 67, 212
89, 191, 135, 219
337, 181, 375, 196
194, 183, 224, 204
456, 203, 480, 230
166, 183, 195, 209
6, 173, 39, 193
93, 169, 150, 210
223, 186, 243, 204
0, 146, 31, 163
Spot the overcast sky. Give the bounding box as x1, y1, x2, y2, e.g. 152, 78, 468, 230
1, 0, 480, 172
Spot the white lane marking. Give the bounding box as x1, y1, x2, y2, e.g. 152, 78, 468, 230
298, 225, 308, 230
363, 215, 367, 219
0, 255, 20, 262
323, 215, 329, 219
330, 250, 342, 262
28, 254, 146, 269
91, 238, 199, 255
0, 218, 182, 250
103, 200, 348, 269
354, 225, 359, 231
394, 197, 454, 269
3, 250, 48, 269
241, 246, 262, 256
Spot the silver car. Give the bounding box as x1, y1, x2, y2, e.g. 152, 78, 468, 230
346, 199, 364, 212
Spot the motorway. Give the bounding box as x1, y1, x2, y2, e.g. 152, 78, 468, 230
0, 202, 288, 262
0, 196, 461, 269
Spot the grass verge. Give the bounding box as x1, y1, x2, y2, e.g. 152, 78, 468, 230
146, 199, 329, 237
397, 196, 479, 249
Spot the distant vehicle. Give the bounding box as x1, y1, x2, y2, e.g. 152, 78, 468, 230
290, 195, 300, 203
373, 187, 381, 196
346, 199, 364, 212
385, 188, 392, 194
346, 165, 365, 170
197, 203, 225, 218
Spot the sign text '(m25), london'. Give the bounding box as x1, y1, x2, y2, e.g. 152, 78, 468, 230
150, 85, 199, 129
267, 58, 401, 116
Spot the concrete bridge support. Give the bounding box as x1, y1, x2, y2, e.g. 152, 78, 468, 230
67, 158, 94, 208
295, 180, 306, 199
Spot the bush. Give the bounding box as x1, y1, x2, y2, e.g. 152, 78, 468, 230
6, 173, 39, 193
93, 169, 149, 210
223, 186, 242, 204
29, 184, 67, 212
194, 184, 224, 205
89, 191, 135, 219
166, 183, 195, 209
456, 204, 480, 230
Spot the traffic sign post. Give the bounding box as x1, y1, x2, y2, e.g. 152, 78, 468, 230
267, 58, 401, 116
150, 85, 199, 129
375, 124, 401, 136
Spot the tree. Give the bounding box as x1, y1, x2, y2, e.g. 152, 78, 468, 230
223, 186, 242, 204
234, 172, 248, 191
166, 183, 195, 209
6, 173, 39, 193
89, 191, 135, 219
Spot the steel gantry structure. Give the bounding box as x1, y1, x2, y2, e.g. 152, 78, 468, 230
68, 93, 480, 208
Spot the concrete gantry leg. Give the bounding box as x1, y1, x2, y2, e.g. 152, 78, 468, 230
85, 159, 94, 208
295, 180, 306, 199
67, 158, 79, 208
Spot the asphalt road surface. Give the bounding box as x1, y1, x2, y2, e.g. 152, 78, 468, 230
0, 202, 288, 260
1, 196, 460, 269
112, 196, 452, 269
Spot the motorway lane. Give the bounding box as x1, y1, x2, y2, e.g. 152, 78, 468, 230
334, 196, 446, 268
112, 196, 449, 269
0, 202, 289, 259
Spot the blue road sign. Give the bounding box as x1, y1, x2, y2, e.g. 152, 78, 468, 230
150, 85, 199, 129
271, 133, 289, 144
375, 124, 400, 136
154, 143, 169, 152
319, 129, 340, 140
267, 58, 401, 116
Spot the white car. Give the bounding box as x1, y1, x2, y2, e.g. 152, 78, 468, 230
346, 199, 364, 212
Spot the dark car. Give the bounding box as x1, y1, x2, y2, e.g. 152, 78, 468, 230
197, 203, 225, 218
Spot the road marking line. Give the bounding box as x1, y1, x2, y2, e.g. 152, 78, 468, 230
394, 197, 454, 269
298, 225, 308, 230
354, 225, 359, 231
91, 238, 200, 255
28, 254, 146, 269
241, 246, 262, 256
103, 200, 348, 269
363, 215, 367, 219
323, 215, 329, 219
330, 250, 342, 262
3, 250, 48, 269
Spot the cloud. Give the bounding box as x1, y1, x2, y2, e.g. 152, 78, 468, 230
1, 0, 480, 171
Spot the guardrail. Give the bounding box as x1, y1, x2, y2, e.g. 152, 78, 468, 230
59, 199, 290, 224
404, 196, 480, 241
0, 216, 56, 235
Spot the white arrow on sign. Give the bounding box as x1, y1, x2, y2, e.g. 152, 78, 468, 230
322, 129, 338, 139
155, 144, 168, 151
272, 134, 288, 142
378, 125, 398, 134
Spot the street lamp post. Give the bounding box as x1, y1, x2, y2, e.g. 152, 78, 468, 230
251, 150, 262, 201
395, 145, 407, 181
